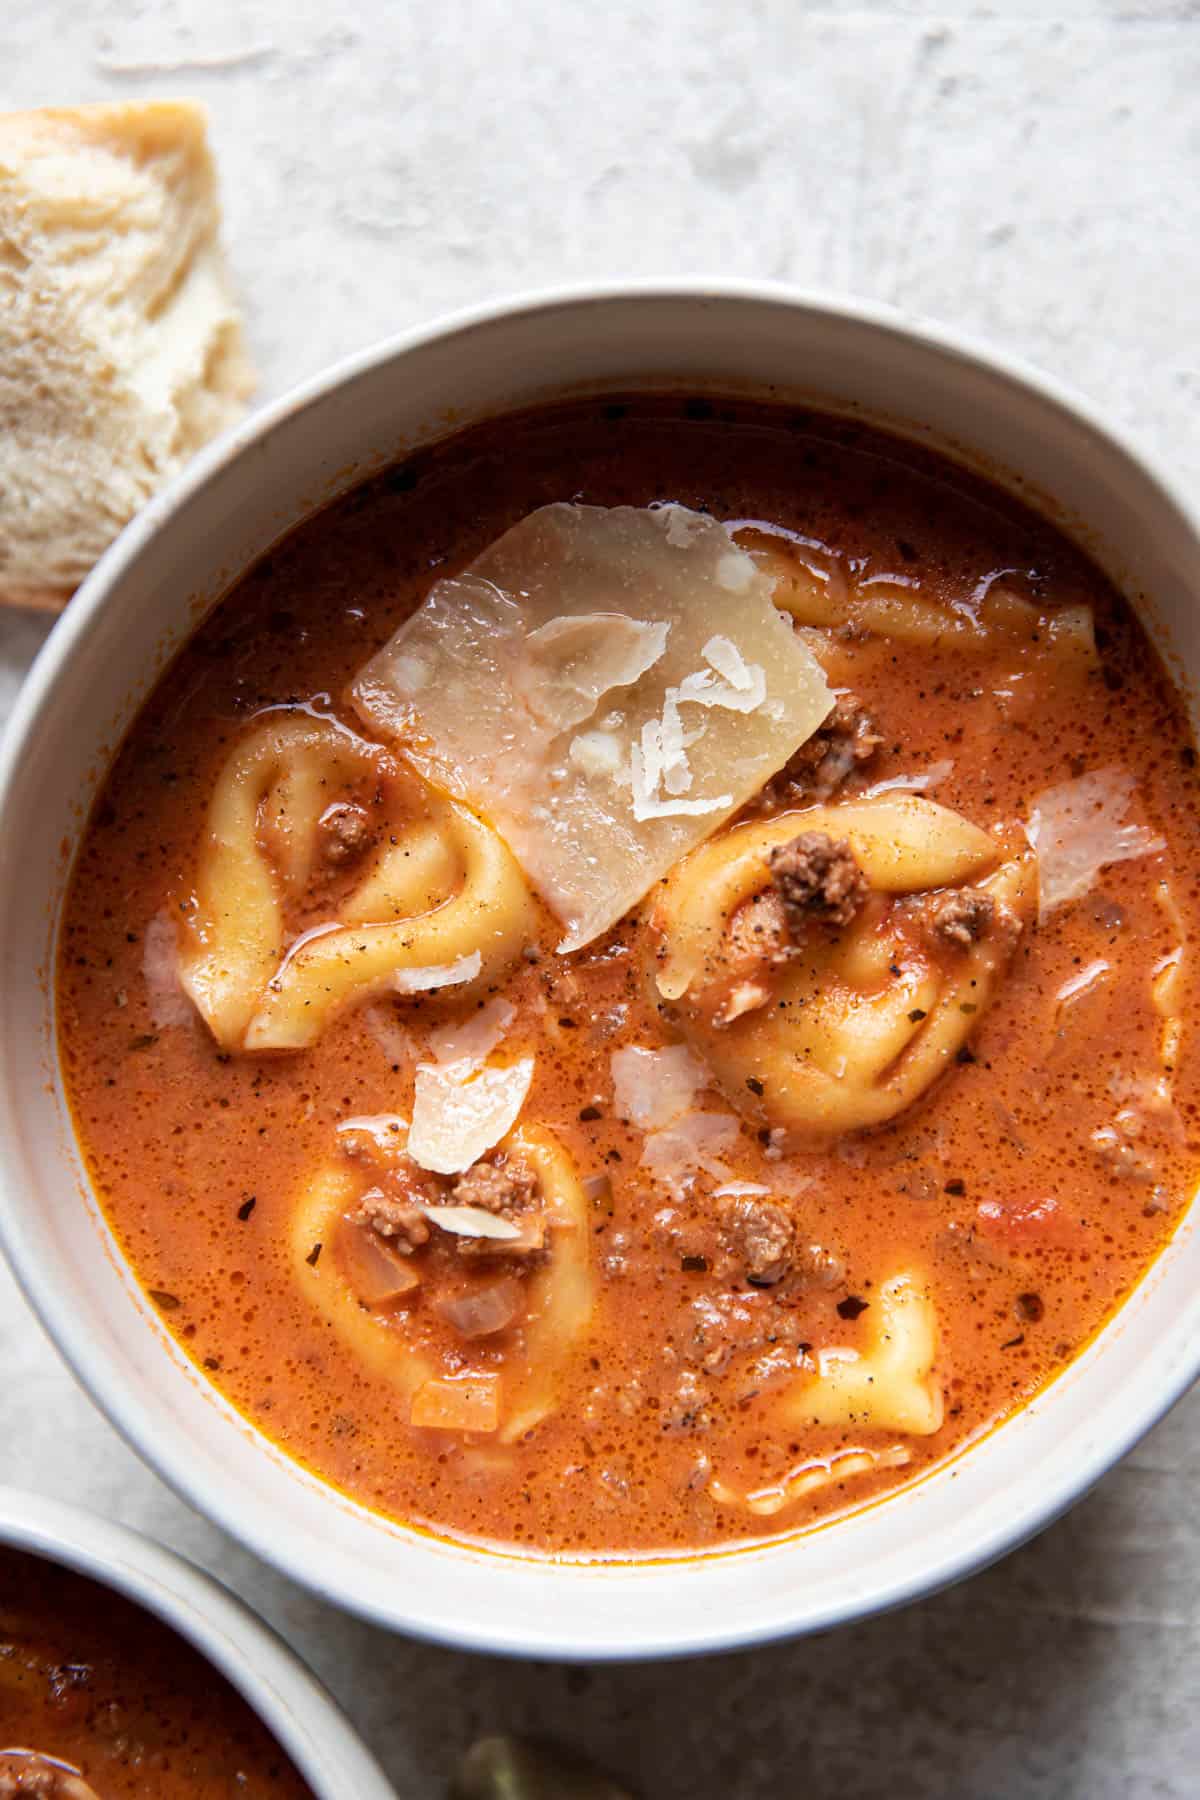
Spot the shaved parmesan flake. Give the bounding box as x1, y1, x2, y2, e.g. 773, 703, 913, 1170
860, 759, 954, 800
1027, 767, 1164, 922
391, 950, 482, 994
428, 998, 515, 1068
681, 635, 767, 713
421, 1204, 522, 1240
610, 1044, 740, 1196
408, 1056, 534, 1174
351, 504, 831, 952
713, 1180, 772, 1198
644, 1113, 741, 1198
611, 1044, 712, 1130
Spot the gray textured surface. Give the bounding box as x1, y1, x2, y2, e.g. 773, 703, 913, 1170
3, 4, 1200, 1795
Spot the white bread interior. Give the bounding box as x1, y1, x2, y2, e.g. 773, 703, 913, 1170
0, 101, 255, 611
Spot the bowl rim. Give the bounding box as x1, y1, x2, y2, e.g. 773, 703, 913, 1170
0, 1484, 395, 1795
2, 277, 1200, 1662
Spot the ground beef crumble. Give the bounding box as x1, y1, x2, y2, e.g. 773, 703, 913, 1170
759, 691, 882, 807
719, 1194, 795, 1286
450, 1152, 539, 1216
349, 1186, 430, 1252
450, 1152, 546, 1261
929, 886, 995, 948
768, 830, 869, 931
317, 799, 377, 865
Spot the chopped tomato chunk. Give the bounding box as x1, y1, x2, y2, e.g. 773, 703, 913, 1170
976, 1194, 1083, 1252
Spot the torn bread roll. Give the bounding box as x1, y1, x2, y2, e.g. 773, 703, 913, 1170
0, 102, 254, 612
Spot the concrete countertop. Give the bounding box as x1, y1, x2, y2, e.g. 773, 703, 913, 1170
3, 4, 1199, 1794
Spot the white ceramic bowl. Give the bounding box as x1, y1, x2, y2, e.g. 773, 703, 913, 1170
0, 1485, 394, 1796
1, 284, 1198, 1661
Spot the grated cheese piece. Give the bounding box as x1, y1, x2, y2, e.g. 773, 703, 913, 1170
1027, 766, 1164, 922
351, 503, 831, 952
408, 1056, 534, 1175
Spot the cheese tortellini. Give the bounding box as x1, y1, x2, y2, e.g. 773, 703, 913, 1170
651, 795, 1034, 1140
291, 1123, 596, 1441
785, 1273, 944, 1435
178, 709, 535, 1051
738, 528, 1099, 671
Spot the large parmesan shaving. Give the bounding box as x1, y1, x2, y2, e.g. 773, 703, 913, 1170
408, 1056, 534, 1174
1027, 766, 1164, 922
351, 503, 832, 952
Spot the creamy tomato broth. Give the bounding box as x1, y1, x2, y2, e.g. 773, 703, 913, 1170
58, 399, 1200, 1554
0, 1549, 311, 1798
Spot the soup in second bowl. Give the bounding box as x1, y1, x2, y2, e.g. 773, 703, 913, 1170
0, 1546, 311, 1797
58, 397, 1200, 1554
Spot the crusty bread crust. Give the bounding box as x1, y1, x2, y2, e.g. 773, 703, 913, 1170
0, 585, 73, 614
0, 100, 254, 609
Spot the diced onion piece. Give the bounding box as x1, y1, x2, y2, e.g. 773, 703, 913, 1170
610, 1043, 712, 1130
390, 950, 481, 994
142, 910, 193, 1029
435, 1277, 525, 1339
408, 1057, 534, 1174
1027, 766, 1164, 922
410, 1373, 501, 1433
332, 1213, 421, 1307
351, 503, 832, 952
421, 1204, 522, 1240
